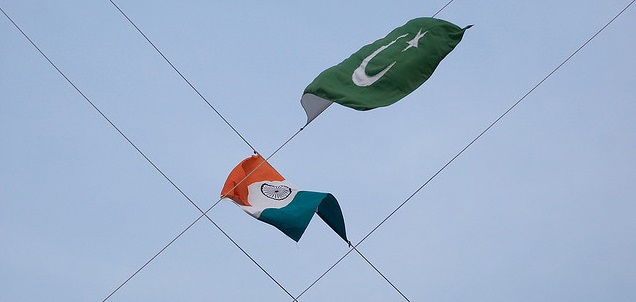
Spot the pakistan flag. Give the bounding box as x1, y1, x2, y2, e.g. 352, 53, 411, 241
301, 17, 471, 124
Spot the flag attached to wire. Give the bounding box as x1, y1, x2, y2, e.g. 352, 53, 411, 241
301, 17, 471, 124
221, 154, 348, 242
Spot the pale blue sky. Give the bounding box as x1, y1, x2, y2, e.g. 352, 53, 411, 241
2, 1, 635, 301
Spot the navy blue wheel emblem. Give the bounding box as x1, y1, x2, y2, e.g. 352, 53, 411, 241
260, 183, 292, 200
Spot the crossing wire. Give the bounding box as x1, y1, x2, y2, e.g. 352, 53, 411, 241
0, 6, 296, 301
102, 0, 465, 300
15, 0, 616, 299
100, 127, 303, 302
103, 0, 418, 300
293, 0, 636, 299
8, 0, 459, 300
1, 4, 315, 300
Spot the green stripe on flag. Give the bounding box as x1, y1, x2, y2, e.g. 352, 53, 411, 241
259, 191, 347, 242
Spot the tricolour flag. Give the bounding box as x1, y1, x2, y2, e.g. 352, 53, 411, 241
221, 154, 347, 242
301, 17, 471, 124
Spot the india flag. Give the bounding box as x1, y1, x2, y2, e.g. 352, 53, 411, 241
221, 154, 348, 242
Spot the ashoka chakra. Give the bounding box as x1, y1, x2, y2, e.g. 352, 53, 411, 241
260, 183, 292, 200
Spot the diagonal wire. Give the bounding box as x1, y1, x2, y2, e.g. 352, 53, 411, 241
0, 6, 295, 301
6, 0, 415, 300
104, 0, 462, 301
432, 0, 455, 17
294, 0, 636, 299
107, 0, 257, 153
104, 1, 321, 299
351, 246, 411, 301
297, 2, 460, 300
101, 127, 304, 301
4, 0, 476, 301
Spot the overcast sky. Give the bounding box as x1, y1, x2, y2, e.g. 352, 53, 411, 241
2, 1, 635, 301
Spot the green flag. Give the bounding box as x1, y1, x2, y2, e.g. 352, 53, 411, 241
301, 17, 471, 124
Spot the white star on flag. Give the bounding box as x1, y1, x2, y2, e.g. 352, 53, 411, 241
403, 29, 428, 52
